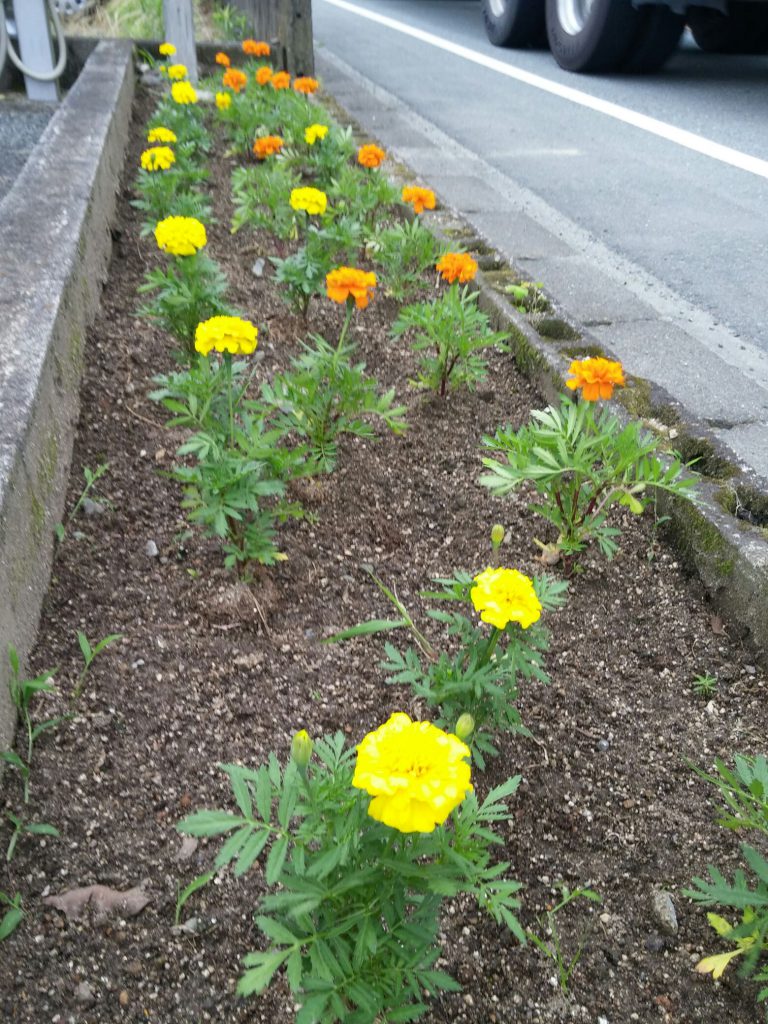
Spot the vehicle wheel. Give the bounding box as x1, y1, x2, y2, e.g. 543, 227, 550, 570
545, 0, 642, 72
688, 3, 768, 54
481, 0, 547, 48
622, 6, 684, 72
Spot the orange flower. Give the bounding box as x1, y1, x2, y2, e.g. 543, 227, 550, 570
255, 65, 273, 86
402, 185, 436, 215
436, 252, 478, 284
215, 51, 230, 67
243, 39, 270, 57
566, 357, 626, 402
271, 71, 291, 90
357, 144, 385, 169
253, 134, 284, 159
222, 67, 248, 93
326, 267, 377, 309
293, 76, 319, 95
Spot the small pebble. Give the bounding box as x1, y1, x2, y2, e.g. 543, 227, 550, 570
597, 738, 610, 752
82, 498, 105, 517
118, 990, 129, 1007
144, 540, 159, 558
650, 890, 678, 936
251, 257, 265, 277
75, 981, 96, 1006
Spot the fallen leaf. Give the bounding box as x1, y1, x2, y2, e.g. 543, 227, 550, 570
43, 881, 150, 921
710, 614, 726, 635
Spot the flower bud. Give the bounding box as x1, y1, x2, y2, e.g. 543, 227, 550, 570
291, 729, 313, 770
454, 714, 475, 742
490, 524, 505, 550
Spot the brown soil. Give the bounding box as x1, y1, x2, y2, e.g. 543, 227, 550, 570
1, 82, 767, 1024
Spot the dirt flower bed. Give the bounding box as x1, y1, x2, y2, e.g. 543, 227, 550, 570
1, 75, 767, 1024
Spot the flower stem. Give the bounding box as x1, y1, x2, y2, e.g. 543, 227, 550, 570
225, 352, 234, 448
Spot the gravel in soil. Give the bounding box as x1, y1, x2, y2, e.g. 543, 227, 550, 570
1, 82, 767, 1024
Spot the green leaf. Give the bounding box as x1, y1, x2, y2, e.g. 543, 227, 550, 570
77, 631, 92, 664
234, 829, 269, 876
24, 823, 59, 837
175, 870, 215, 925
325, 618, 408, 643
177, 810, 245, 837
266, 835, 289, 885
0, 904, 24, 941
255, 766, 273, 824
256, 915, 300, 945
237, 949, 290, 996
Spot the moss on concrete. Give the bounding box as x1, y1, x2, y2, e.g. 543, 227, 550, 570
616, 375, 652, 419
674, 434, 738, 481
536, 317, 580, 342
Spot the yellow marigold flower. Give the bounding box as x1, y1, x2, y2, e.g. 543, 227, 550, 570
436, 252, 478, 284
353, 712, 472, 833
357, 143, 385, 169
271, 71, 291, 90
171, 81, 198, 105
471, 567, 542, 631
255, 65, 273, 86
147, 126, 177, 144
215, 91, 232, 110
243, 39, 270, 56
290, 729, 313, 770
304, 123, 329, 145
166, 63, 188, 80
293, 75, 319, 95
194, 316, 258, 357
565, 357, 626, 402
253, 134, 284, 160
159, 42, 176, 57
222, 67, 248, 93
154, 216, 207, 257
326, 266, 377, 309
215, 51, 231, 67
402, 185, 436, 215
140, 146, 175, 172
289, 187, 328, 216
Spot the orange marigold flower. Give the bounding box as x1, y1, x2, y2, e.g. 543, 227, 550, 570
566, 357, 626, 402
253, 134, 284, 160
222, 67, 248, 93
436, 252, 478, 284
293, 75, 319, 95
326, 267, 377, 309
243, 39, 270, 56
271, 71, 291, 90
357, 144, 385, 169
255, 65, 273, 85
215, 51, 231, 67
402, 185, 436, 215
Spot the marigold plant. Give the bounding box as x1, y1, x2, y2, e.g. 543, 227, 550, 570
215, 51, 230, 67
326, 266, 376, 309
304, 122, 328, 145
166, 63, 188, 80
471, 567, 542, 631
158, 41, 175, 56
222, 67, 248, 93
195, 315, 258, 357
566, 357, 626, 402
171, 81, 197, 105
255, 65, 273, 86
154, 216, 207, 257
402, 185, 436, 215
215, 91, 231, 111
436, 251, 478, 284
140, 146, 175, 172
243, 38, 270, 56
357, 143, 385, 169
293, 75, 319, 95
271, 70, 291, 90
289, 187, 328, 216
253, 134, 284, 160
147, 126, 177, 144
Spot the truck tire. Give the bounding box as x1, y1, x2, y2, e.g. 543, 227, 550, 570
622, 6, 684, 72
481, 0, 546, 48
545, 0, 643, 72
688, 3, 768, 54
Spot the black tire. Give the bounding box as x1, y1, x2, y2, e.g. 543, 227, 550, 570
688, 3, 768, 55
622, 6, 684, 72
545, 0, 643, 72
481, 0, 547, 48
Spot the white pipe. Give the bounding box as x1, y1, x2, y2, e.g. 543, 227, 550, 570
3, 0, 67, 82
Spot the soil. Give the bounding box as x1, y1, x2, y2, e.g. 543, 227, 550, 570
1, 81, 767, 1024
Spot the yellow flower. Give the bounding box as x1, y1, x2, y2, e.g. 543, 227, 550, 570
171, 81, 198, 105
471, 567, 542, 630
147, 126, 177, 144
352, 713, 472, 833
290, 730, 313, 770
215, 91, 232, 110
565, 357, 626, 402
195, 316, 258, 357
154, 216, 207, 257
140, 146, 175, 172
305, 123, 329, 145
159, 42, 176, 57
166, 63, 188, 80
289, 187, 328, 216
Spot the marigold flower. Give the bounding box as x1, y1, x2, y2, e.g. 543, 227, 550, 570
171, 81, 198, 105
166, 63, 188, 80
436, 252, 478, 284
471, 567, 542, 631
357, 143, 385, 169
291, 729, 313, 770
154, 216, 207, 257
222, 67, 248, 93
289, 187, 328, 216
255, 66, 273, 86
566, 357, 626, 402
304, 123, 329, 145
159, 42, 176, 57
140, 146, 175, 172
194, 316, 258, 357
253, 134, 284, 160
271, 71, 291, 90
326, 266, 377, 309
243, 39, 270, 56
293, 76, 319, 95
215, 51, 231, 67
402, 185, 436, 215
215, 91, 232, 110
353, 712, 472, 833
147, 126, 177, 144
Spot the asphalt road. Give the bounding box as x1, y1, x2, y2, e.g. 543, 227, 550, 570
313, 0, 768, 475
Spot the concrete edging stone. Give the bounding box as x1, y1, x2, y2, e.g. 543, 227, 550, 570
0, 40, 135, 752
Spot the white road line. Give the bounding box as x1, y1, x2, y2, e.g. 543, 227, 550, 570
321, 0, 768, 180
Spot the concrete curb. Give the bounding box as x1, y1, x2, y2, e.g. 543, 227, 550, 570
317, 60, 768, 660
0, 40, 134, 751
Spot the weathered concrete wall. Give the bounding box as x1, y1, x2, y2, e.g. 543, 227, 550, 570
0, 40, 134, 754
